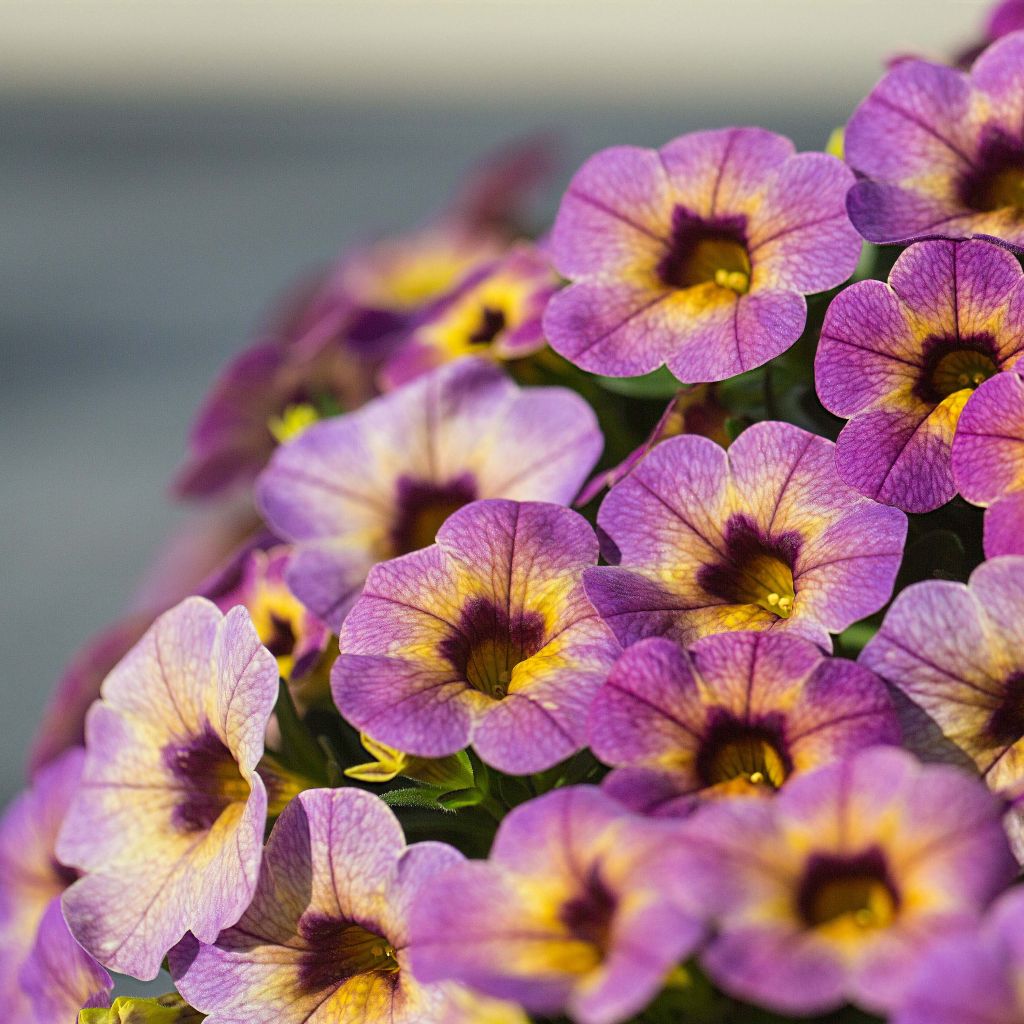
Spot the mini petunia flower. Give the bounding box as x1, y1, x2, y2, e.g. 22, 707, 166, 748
846, 32, 1024, 250
381, 243, 559, 388
590, 631, 900, 817
952, 368, 1024, 556
893, 887, 1024, 1024
334, 499, 620, 774
676, 746, 1016, 1016
256, 357, 603, 630
408, 786, 705, 1024
988, 0, 1024, 39
543, 127, 860, 382
577, 385, 730, 505
860, 556, 1024, 857
170, 787, 519, 1024
0, 748, 110, 1021
815, 239, 1024, 512
208, 543, 333, 702
19, 899, 112, 1023
57, 597, 291, 979
173, 331, 381, 500
584, 420, 907, 651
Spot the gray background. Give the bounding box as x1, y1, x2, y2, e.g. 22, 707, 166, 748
0, 1, 990, 805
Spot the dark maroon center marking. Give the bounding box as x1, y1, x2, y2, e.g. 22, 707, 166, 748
658, 206, 752, 292
468, 306, 508, 346
698, 514, 802, 618
560, 867, 618, 953
796, 848, 900, 930
163, 725, 248, 833
987, 673, 1024, 746
297, 913, 399, 994
438, 596, 547, 699
390, 474, 478, 556
960, 128, 1024, 213
916, 333, 1000, 404
695, 710, 792, 789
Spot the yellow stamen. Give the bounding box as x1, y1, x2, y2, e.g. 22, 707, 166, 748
714, 268, 751, 294
268, 402, 320, 444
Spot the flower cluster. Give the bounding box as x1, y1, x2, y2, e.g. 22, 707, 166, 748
7, 12, 1024, 1024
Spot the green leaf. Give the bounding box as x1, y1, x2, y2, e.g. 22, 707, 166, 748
273, 681, 328, 783
436, 787, 487, 810
836, 620, 879, 656
593, 366, 686, 398
380, 787, 453, 812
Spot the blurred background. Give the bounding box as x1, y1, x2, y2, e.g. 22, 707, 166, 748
0, 0, 993, 805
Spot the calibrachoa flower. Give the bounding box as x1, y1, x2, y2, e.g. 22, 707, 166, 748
57, 597, 288, 979
893, 887, 1024, 1024
257, 358, 602, 629
381, 243, 559, 387
170, 787, 520, 1024
577, 385, 729, 505
589, 631, 899, 817
860, 556, 1024, 855
543, 127, 860, 382
584, 420, 907, 650
846, 32, 1024, 249
815, 239, 1024, 512
952, 368, 1024, 555
208, 543, 332, 698
408, 786, 704, 1024
0, 749, 110, 1021
334, 499, 620, 774
173, 331, 380, 500
676, 746, 1016, 1016
19, 899, 112, 1023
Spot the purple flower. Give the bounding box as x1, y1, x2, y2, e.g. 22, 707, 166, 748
543, 127, 860, 382
584, 420, 907, 651
381, 242, 559, 388
846, 32, 1024, 249
988, 0, 1024, 39
589, 631, 899, 817
208, 543, 332, 699
893, 887, 1024, 1024
860, 555, 1024, 857
0, 749, 110, 1021
19, 899, 112, 1023
256, 358, 603, 630
815, 239, 1024, 512
171, 788, 518, 1024
57, 598, 286, 979
333, 500, 619, 774
408, 786, 704, 1024
173, 331, 381, 500
676, 746, 1016, 1016
953, 369, 1024, 556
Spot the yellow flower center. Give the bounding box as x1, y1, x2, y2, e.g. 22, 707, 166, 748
930, 349, 999, 399
974, 165, 1024, 212
704, 734, 789, 789
806, 876, 897, 931
674, 237, 751, 294
733, 552, 796, 618
797, 850, 900, 938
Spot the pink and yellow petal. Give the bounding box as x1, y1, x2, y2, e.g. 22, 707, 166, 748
953, 370, 1024, 504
